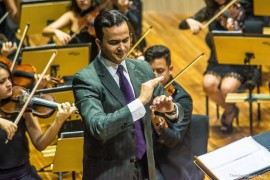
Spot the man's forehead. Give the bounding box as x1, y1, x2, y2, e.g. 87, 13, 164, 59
102, 24, 130, 39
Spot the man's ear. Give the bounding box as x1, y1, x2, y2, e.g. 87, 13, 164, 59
95, 38, 102, 50
169, 65, 173, 75
130, 33, 133, 43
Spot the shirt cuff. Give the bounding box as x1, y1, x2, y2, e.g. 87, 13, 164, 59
127, 98, 146, 122
164, 103, 179, 120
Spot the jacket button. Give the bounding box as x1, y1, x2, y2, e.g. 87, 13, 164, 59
121, 123, 128, 129
130, 158, 136, 163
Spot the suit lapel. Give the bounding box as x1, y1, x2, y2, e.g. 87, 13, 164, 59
126, 60, 146, 98
94, 59, 126, 106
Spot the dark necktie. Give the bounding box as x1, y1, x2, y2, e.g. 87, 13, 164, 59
117, 64, 146, 159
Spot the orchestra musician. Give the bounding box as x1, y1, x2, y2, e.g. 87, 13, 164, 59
72, 10, 183, 180
42, 0, 109, 61
179, 0, 255, 133
144, 45, 204, 180
0, 61, 76, 179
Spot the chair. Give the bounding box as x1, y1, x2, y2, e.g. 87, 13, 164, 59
190, 114, 209, 156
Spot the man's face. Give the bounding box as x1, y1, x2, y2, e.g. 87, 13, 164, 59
215, 0, 226, 5
149, 58, 172, 86
96, 22, 131, 64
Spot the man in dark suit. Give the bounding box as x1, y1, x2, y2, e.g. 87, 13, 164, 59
145, 45, 204, 180
72, 10, 184, 180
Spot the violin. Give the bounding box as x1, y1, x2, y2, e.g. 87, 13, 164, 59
70, 0, 110, 40
0, 56, 64, 88
4, 51, 58, 144
78, 8, 100, 37
217, 1, 245, 31
0, 86, 60, 118
202, 0, 239, 29
164, 84, 175, 97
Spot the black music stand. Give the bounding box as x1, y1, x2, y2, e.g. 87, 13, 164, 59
211, 31, 270, 135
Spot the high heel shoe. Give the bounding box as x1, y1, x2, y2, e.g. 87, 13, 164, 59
220, 105, 239, 134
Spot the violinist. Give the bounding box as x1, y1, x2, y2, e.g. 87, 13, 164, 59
0, 61, 76, 179
179, 0, 256, 133
144, 45, 203, 180
42, 0, 109, 61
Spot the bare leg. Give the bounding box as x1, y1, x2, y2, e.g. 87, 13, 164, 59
220, 77, 241, 125
203, 74, 226, 108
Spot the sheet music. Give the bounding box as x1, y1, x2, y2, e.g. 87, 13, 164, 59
198, 136, 270, 180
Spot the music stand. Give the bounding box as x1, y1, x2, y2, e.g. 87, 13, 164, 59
19, 0, 70, 35
254, 0, 270, 16
253, 0, 270, 35
20, 43, 91, 78
41, 131, 84, 180
211, 31, 270, 135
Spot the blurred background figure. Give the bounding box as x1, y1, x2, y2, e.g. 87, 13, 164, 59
42, 0, 110, 61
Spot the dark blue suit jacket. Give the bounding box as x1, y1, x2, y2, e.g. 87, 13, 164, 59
154, 81, 204, 180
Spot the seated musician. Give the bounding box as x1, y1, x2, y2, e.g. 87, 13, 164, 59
145, 45, 204, 180
0, 61, 76, 179
179, 0, 261, 133
42, 0, 110, 61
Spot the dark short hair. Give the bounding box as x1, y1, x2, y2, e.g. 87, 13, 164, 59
0, 61, 13, 83
144, 45, 171, 66
94, 9, 129, 41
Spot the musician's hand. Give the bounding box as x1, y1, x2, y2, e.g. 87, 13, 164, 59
54, 30, 71, 45
56, 103, 77, 124
151, 110, 168, 134
226, 18, 240, 31
0, 118, 17, 140
150, 95, 175, 114
186, 18, 203, 34
226, 18, 235, 31
1, 41, 17, 57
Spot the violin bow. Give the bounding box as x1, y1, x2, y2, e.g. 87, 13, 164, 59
0, 11, 10, 25
10, 23, 30, 71
202, 0, 238, 29
6, 51, 58, 143
126, 26, 153, 57
164, 53, 204, 89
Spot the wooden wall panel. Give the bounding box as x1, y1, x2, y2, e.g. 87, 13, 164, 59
142, 0, 205, 14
